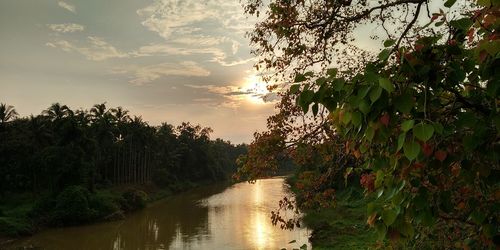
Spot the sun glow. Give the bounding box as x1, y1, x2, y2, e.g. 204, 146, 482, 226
243, 74, 270, 104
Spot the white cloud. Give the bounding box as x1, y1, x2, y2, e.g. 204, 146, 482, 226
112, 62, 211, 85
135, 0, 255, 67
184, 81, 276, 107
58, 1, 76, 13
46, 36, 128, 61
47, 23, 85, 33
132, 43, 253, 67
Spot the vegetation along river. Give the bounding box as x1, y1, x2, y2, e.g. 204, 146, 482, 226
6, 178, 310, 250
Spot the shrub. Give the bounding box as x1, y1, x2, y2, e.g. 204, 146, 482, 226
88, 191, 120, 220
0, 217, 33, 237
53, 185, 92, 225
121, 189, 148, 212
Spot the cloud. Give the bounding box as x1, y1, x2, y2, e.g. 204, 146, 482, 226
45, 36, 128, 61
112, 62, 211, 85
58, 1, 75, 13
47, 23, 85, 33
135, 0, 255, 67
184, 81, 276, 108
132, 43, 254, 67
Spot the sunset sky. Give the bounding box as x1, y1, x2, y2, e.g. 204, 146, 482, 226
0, 0, 280, 143
0, 0, 389, 143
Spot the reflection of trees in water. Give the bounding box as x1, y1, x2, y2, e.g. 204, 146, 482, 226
7, 183, 231, 250
109, 183, 229, 250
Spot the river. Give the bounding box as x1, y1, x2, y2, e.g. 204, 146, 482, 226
6, 178, 311, 250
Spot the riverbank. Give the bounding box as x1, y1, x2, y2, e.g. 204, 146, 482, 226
286, 177, 378, 249
301, 188, 378, 249
0, 180, 222, 246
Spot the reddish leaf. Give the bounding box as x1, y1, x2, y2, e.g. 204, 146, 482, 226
422, 143, 433, 157
380, 113, 390, 126
434, 150, 447, 162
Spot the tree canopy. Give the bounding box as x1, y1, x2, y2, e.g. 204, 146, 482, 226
237, 0, 499, 248
0, 102, 246, 195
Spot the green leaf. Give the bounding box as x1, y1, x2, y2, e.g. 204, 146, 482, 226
315, 77, 326, 86
450, 18, 473, 31
333, 78, 345, 91
358, 85, 372, 99
327, 68, 338, 77
375, 170, 384, 188
433, 122, 444, 135
399, 221, 415, 238
369, 87, 383, 103
393, 93, 414, 114
351, 111, 362, 127
413, 122, 434, 142
444, 0, 457, 7
397, 133, 406, 152
378, 49, 391, 61
290, 84, 300, 94
365, 126, 375, 141
300, 244, 307, 250
401, 120, 415, 132
382, 208, 398, 226
294, 74, 306, 83
375, 223, 387, 239
468, 209, 486, 224
378, 77, 394, 93
288, 240, 297, 244
403, 140, 420, 160
384, 39, 396, 47
358, 99, 370, 115
341, 111, 352, 125
299, 90, 314, 113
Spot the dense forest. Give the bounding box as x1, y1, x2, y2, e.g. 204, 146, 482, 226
0, 102, 246, 236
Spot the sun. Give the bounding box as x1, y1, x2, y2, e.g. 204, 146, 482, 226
243, 74, 269, 104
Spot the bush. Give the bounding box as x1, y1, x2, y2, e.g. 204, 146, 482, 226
0, 217, 33, 237
53, 185, 92, 226
29, 193, 56, 224
152, 168, 172, 188
88, 191, 120, 220
121, 189, 148, 212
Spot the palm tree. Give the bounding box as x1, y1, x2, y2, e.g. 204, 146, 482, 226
42, 103, 73, 121
89, 103, 109, 123
110, 106, 130, 123
0, 103, 19, 124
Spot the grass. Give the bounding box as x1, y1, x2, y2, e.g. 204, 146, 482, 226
301, 188, 379, 250
0, 193, 37, 237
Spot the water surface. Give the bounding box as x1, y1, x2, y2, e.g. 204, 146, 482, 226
8, 178, 310, 249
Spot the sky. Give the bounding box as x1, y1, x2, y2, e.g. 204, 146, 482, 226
0, 0, 278, 144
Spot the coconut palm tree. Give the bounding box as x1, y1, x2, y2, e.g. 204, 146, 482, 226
42, 103, 73, 121
110, 106, 130, 123
0, 103, 19, 124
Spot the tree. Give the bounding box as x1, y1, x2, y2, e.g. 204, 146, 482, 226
239, 0, 499, 248
42, 103, 73, 121
0, 103, 18, 125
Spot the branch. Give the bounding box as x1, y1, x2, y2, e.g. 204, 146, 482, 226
394, 1, 424, 50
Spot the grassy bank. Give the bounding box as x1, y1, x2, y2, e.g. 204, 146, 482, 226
0, 180, 216, 244
284, 174, 378, 249
301, 188, 378, 249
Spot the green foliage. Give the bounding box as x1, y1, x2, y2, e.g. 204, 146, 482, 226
53, 186, 93, 226
301, 188, 378, 249
242, 0, 499, 248
291, 8, 499, 247
88, 191, 121, 219
0, 217, 33, 237
121, 189, 148, 212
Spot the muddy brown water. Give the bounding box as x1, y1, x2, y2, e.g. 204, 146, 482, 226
5, 178, 310, 250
